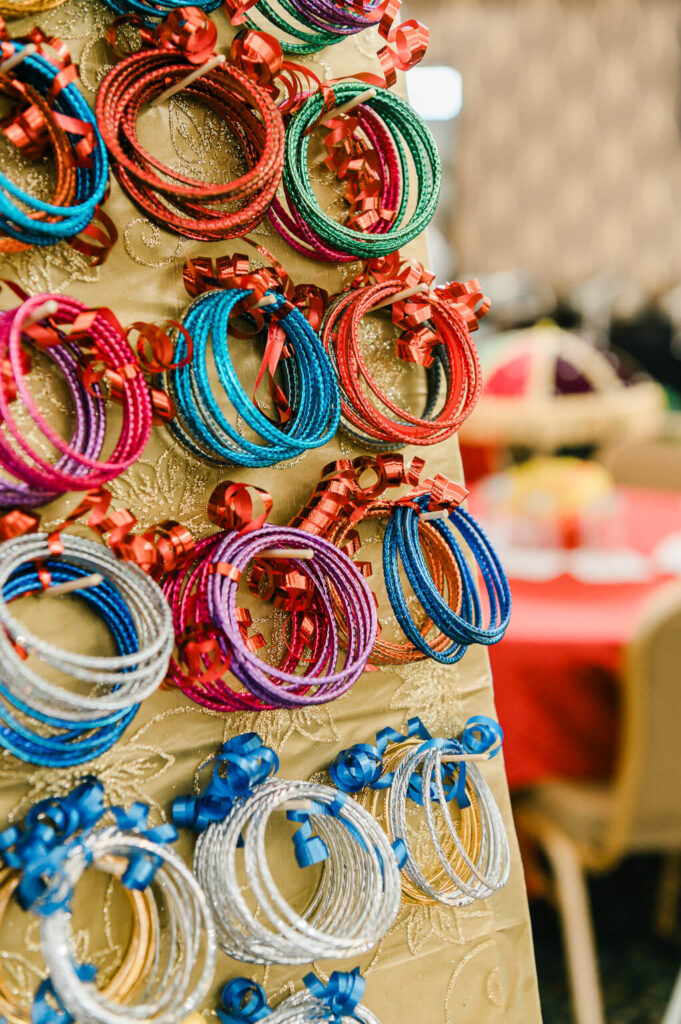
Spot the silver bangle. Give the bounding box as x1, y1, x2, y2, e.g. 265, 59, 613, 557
41, 825, 216, 1024
387, 744, 510, 906
194, 777, 402, 964
0, 533, 174, 720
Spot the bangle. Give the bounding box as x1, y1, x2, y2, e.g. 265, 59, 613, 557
322, 279, 483, 449
162, 508, 377, 710
0, 78, 76, 255
270, 81, 440, 262
0, 533, 173, 766
218, 970, 379, 1024
0, 34, 110, 254
164, 289, 339, 466
0, 295, 153, 508
330, 717, 510, 906
96, 15, 285, 241
1, 780, 216, 1024
293, 455, 510, 663
101, 0, 221, 25
0, 865, 157, 1024
174, 734, 402, 964
0, 0, 66, 14
384, 492, 511, 663
319, 499, 464, 666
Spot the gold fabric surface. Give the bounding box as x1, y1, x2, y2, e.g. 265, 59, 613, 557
0, 4, 541, 1021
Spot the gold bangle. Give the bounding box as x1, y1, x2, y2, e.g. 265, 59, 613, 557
0, 1, 67, 16
0, 863, 158, 1024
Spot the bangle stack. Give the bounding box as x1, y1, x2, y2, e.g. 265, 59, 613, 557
163, 289, 340, 466
384, 492, 511, 663
174, 734, 402, 964
162, 513, 377, 710
270, 81, 440, 262
101, 0, 221, 25
0, 533, 174, 766
330, 717, 510, 906
223, 0, 388, 55
0, 35, 109, 252
0, 780, 216, 1024
218, 970, 379, 1024
0, 0, 66, 14
96, 17, 286, 241
324, 500, 464, 666
293, 456, 510, 664
0, 295, 153, 508
322, 279, 483, 450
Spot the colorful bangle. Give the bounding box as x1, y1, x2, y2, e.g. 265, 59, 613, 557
0, 295, 153, 508
162, 514, 377, 710
0, 533, 174, 766
0, 865, 157, 1024
96, 15, 285, 241
0, 0, 66, 14
330, 717, 510, 907
218, 970, 379, 1024
322, 279, 484, 449
293, 455, 511, 663
0, 780, 216, 1024
270, 81, 440, 262
173, 734, 402, 964
317, 499, 464, 666
0, 33, 110, 254
384, 492, 511, 663
164, 289, 340, 466
225, 0, 382, 54
101, 0, 221, 26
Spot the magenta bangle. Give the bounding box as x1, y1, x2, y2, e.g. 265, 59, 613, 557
162, 526, 377, 711
0, 294, 153, 507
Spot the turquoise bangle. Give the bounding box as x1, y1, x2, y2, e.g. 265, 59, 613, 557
164, 289, 341, 467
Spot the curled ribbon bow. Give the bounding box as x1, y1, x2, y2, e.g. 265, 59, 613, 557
172, 733, 279, 832
303, 968, 366, 1022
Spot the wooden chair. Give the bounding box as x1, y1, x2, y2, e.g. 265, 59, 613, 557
598, 422, 681, 491
514, 582, 681, 1024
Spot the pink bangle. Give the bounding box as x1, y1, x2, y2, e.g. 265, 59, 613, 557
0, 294, 152, 506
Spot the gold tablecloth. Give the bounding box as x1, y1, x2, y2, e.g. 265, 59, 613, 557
0, 5, 541, 1021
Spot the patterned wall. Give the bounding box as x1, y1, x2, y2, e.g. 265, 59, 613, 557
417, 0, 681, 293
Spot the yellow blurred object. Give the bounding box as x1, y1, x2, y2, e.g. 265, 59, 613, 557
504, 457, 613, 518
181, 1015, 208, 1024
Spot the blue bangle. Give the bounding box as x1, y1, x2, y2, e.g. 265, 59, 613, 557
0, 561, 139, 766
0, 44, 108, 248
164, 289, 340, 467
101, 0, 221, 24
383, 493, 511, 663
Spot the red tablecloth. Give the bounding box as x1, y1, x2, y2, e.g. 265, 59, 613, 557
470, 487, 681, 790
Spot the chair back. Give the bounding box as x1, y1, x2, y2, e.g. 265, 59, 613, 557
600, 582, 681, 861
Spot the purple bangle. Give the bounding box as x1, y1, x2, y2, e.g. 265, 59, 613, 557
163, 526, 377, 710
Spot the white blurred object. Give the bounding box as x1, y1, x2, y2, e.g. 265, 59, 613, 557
569, 548, 653, 584
495, 548, 568, 582
407, 66, 462, 121
654, 533, 681, 576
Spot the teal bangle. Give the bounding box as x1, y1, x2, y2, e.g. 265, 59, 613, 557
270, 81, 441, 261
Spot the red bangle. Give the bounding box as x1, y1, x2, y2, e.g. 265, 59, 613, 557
322, 278, 485, 448
96, 22, 285, 240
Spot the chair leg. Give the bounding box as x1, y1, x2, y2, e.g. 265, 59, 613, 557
656, 853, 681, 939
537, 823, 606, 1024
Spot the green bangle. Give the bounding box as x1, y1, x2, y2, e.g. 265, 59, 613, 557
271, 81, 441, 261
240, 0, 340, 54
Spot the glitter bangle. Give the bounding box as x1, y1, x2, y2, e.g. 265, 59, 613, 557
0, 533, 174, 766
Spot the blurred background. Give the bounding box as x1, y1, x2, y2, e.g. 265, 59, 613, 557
404, 2, 681, 1022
